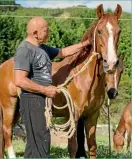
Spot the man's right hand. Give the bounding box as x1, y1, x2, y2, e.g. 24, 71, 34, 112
82, 39, 90, 47
43, 85, 58, 98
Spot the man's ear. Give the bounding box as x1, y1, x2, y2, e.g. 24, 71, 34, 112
33, 30, 38, 38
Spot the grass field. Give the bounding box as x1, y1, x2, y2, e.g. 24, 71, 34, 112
4, 134, 131, 158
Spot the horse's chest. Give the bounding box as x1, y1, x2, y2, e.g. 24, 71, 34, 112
82, 76, 105, 116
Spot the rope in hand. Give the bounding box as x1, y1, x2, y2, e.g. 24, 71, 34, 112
45, 87, 75, 139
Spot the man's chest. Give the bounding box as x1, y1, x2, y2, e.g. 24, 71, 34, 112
31, 50, 52, 72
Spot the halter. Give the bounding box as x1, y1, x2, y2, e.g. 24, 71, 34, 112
114, 69, 118, 89
93, 21, 100, 53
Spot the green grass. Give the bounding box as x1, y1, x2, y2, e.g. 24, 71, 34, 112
4, 137, 130, 158
96, 134, 108, 143
13, 139, 25, 157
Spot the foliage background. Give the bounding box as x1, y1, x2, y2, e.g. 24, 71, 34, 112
0, 2, 131, 124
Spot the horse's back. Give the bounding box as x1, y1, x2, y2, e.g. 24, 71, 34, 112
0, 106, 4, 158
123, 102, 131, 125
0, 58, 14, 80
0, 58, 18, 106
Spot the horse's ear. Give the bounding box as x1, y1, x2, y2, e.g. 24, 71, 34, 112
114, 4, 122, 19
96, 4, 104, 19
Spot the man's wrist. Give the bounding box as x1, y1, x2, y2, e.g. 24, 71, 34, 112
81, 40, 90, 47
79, 42, 84, 48
40, 85, 46, 94
81, 42, 84, 48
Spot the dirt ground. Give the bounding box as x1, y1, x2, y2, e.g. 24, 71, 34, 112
13, 124, 111, 151
50, 130, 88, 151
51, 130, 68, 148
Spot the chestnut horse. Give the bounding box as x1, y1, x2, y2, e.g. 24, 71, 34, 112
0, 4, 122, 158
76, 56, 124, 158
113, 101, 132, 152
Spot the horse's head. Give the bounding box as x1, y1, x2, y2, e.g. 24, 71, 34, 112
95, 4, 122, 73
105, 56, 124, 99
113, 128, 125, 151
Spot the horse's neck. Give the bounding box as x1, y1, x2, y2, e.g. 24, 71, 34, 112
56, 46, 93, 74
60, 21, 97, 69
116, 117, 126, 134
66, 49, 96, 78
52, 49, 95, 86
52, 22, 99, 85
70, 49, 104, 91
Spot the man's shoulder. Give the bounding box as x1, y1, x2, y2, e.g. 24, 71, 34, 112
15, 41, 33, 59
14, 41, 34, 65
17, 41, 31, 51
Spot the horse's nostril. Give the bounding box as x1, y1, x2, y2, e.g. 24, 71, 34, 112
104, 59, 107, 63
107, 88, 118, 99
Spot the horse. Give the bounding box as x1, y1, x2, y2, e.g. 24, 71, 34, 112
113, 101, 132, 152
75, 56, 124, 158
0, 4, 122, 158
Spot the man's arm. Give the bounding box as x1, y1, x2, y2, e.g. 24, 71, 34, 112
57, 39, 90, 58
14, 70, 58, 98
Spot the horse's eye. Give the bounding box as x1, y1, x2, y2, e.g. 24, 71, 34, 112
118, 30, 121, 35
98, 30, 102, 35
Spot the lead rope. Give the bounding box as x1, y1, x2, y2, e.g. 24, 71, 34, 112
106, 98, 111, 157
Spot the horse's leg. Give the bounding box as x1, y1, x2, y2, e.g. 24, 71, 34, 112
68, 130, 78, 158
84, 110, 99, 158
126, 123, 131, 150
2, 98, 17, 158
68, 113, 79, 158
75, 117, 87, 158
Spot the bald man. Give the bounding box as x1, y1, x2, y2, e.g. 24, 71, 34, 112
14, 16, 90, 158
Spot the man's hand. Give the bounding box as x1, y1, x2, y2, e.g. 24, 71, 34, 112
56, 39, 91, 58
81, 39, 90, 47
43, 85, 58, 98
14, 70, 59, 97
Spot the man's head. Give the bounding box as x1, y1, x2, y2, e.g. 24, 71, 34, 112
27, 16, 49, 44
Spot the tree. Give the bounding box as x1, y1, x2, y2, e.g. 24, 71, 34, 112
0, 0, 20, 11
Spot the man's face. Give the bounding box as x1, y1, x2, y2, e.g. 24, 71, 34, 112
38, 26, 49, 43
33, 24, 49, 44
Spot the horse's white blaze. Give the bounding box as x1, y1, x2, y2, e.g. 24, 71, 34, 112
7, 145, 16, 158
106, 22, 117, 69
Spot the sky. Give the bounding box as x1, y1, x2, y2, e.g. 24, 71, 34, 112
16, 0, 131, 13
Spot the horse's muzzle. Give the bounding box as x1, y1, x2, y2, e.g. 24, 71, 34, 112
107, 88, 118, 99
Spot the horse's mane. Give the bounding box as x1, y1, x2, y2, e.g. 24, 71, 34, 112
81, 21, 97, 43
65, 20, 98, 68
